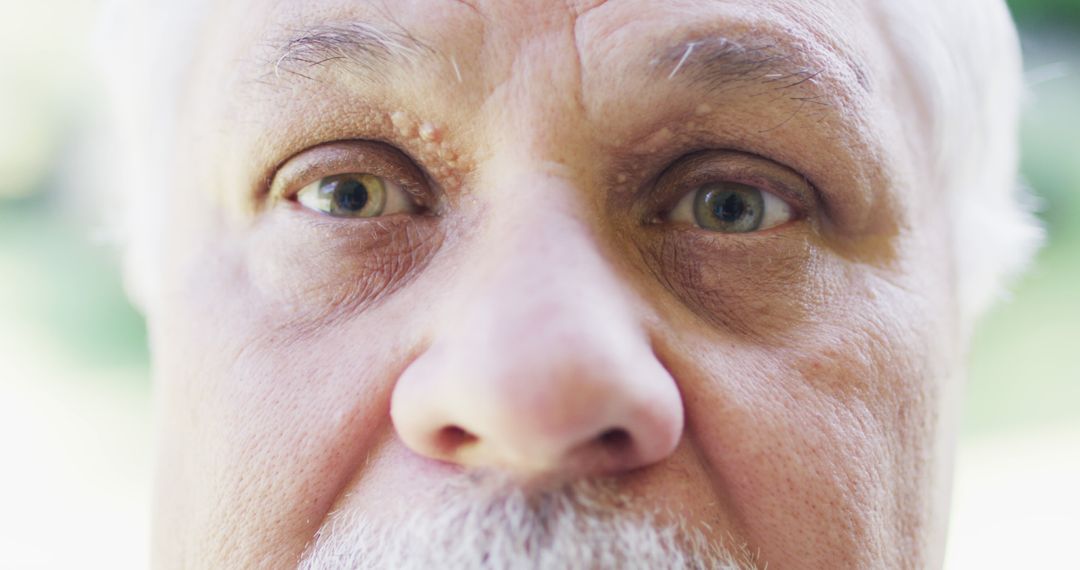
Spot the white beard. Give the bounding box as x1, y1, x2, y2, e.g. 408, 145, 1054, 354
298, 474, 756, 570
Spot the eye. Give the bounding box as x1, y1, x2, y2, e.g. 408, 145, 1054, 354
669, 181, 793, 233
296, 173, 418, 218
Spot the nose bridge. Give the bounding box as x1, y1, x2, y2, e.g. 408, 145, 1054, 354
390, 169, 684, 476
449, 166, 622, 337
471, 170, 616, 327
450, 174, 641, 450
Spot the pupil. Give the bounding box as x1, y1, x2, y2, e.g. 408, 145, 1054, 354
333, 179, 369, 212
714, 192, 747, 222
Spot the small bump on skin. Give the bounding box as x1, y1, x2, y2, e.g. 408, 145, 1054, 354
696, 103, 713, 116
383, 109, 470, 192
616, 173, 629, 184
418, 122, 441, 142
390, 110, 417, 137
633, 127, 674, 155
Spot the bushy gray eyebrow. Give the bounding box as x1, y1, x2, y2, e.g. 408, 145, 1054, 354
262, 21, 869, 111
268, 22, 435, 82
656, 35, 871, 101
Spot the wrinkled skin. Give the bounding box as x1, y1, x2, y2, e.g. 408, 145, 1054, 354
149, 0, 962, 568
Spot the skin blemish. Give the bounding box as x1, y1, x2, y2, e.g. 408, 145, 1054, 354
631, 127, 674, 155
696, 103, 713, 116
418, 122, 441, 142
440, 147, 458, 164
390, 110, 418, 137
383, 109, 468, 192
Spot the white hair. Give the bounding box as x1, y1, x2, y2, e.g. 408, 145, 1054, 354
869, 0, 1042, 331
96, 0, 1040, 325
298, 475, 754, 570
94, 0, 213, 308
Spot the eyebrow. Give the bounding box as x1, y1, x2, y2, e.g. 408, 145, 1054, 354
262, 21, 871, 122
268, 22, 434, 82
655, 35, 871, 102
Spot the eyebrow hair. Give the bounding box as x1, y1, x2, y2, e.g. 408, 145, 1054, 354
269, 22, 434, 82
656, 35, 871, 101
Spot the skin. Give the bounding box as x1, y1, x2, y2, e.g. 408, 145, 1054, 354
148, 0, 964, 567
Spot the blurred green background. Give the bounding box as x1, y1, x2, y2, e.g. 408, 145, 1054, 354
0, 0, 1077, 568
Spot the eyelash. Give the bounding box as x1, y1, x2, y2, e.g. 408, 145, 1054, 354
271, 141, 812, 231
268, 140, 436, 208
647, 152, 809, 222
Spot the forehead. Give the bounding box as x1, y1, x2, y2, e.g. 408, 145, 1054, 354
203, 0, 881, 105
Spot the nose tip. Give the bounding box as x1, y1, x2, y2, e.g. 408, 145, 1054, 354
390, 330, 684, 478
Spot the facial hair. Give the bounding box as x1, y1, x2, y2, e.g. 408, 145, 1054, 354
298, 473, 756, 570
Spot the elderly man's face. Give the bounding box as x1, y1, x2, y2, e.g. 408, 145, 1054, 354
149, 0, 961, 567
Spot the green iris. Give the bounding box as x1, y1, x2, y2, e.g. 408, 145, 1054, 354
692, 182, 765, 233
299, 173, 388, 218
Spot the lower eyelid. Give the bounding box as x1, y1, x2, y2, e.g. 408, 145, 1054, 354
249, 210, 443, 317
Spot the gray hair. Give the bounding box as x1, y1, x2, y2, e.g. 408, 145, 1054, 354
97, 0, 1040, 327
870, 0, 1042, 329
298, 474, 755, 569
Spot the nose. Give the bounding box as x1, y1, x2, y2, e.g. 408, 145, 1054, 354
390, 186, 683, 477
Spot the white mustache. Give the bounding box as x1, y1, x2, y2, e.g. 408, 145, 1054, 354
298, 473, 757, 570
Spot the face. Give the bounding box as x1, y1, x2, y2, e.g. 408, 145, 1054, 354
148, 0, 963, 567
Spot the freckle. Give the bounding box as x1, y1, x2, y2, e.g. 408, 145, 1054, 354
696, 103, 713, 116
440, 147, 458, 163
418, 122, 441, 142
390, 111, 416, 137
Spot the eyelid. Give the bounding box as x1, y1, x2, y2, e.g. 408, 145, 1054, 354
268, 140, 434, 207
652, 150, 813, 222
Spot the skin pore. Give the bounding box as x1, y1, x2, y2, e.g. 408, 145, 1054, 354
149, 0, 961, 568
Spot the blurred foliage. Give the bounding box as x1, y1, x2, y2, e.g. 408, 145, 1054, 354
959, 1, 1080, 435
1009, 0, 1080, 25
0, 192, 149, 373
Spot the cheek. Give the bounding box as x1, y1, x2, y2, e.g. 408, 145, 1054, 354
151, 218, 423, 565
665, 258, 945, 568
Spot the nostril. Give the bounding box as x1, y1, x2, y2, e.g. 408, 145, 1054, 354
435, 425, 478, 454
597, 427, 633, 453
